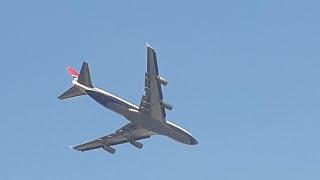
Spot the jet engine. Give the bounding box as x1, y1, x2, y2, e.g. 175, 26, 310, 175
161, 101, 173, 110
157, 76, 168, 86
103, 146, 116, 154
130, 141, 143, 149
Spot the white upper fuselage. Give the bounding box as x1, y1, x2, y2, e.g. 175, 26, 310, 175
72, 80, 198, 145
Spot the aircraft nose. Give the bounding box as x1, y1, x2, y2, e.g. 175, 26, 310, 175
189, 136, 198, 145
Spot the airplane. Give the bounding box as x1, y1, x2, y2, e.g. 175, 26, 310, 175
58, 44, 198, 154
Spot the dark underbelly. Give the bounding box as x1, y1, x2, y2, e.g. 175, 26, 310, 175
86, 90, 136, 112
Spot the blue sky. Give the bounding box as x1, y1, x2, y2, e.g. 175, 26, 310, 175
0, 0, 319, 179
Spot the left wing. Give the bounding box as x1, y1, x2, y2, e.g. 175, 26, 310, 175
73, 123, 154, 154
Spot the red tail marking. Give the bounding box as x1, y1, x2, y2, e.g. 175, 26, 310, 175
67, 67, 79, 77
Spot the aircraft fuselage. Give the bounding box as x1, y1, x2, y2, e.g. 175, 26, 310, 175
73, 80, 198, 145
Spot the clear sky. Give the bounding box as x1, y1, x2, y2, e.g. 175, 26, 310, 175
0, 0, 319, 179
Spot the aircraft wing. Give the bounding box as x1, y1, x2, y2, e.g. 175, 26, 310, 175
73, 123, 153, 153
139, 44, 172, 122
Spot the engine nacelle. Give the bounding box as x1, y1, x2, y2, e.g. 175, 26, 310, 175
130, 141, 143, 149
103, 146, 116, 154
161, 101, 173, 110
157, 76, 168, 86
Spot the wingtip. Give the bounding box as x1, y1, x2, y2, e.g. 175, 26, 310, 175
145, 42, 154, 49
69, 145, 83, 152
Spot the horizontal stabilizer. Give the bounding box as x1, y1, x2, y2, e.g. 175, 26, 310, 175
58, 85, 86, 100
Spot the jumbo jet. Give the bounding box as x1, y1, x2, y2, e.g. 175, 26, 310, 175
58, 44, 198, 154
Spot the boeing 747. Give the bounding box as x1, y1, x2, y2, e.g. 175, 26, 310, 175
58, 44, 198, 154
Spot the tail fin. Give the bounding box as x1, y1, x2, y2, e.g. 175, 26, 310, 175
58, 62, 94, 100
78, 62, 94, 88
67, 66, 79, 79
58, 85, 86, 100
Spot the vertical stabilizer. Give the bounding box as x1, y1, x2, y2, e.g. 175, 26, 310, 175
78, 62, 94, 88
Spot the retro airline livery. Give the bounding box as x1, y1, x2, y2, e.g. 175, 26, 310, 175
58, 44, 198, 154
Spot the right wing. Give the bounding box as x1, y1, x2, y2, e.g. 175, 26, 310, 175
73, 123, 154, 154
139, 44, 172, 122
